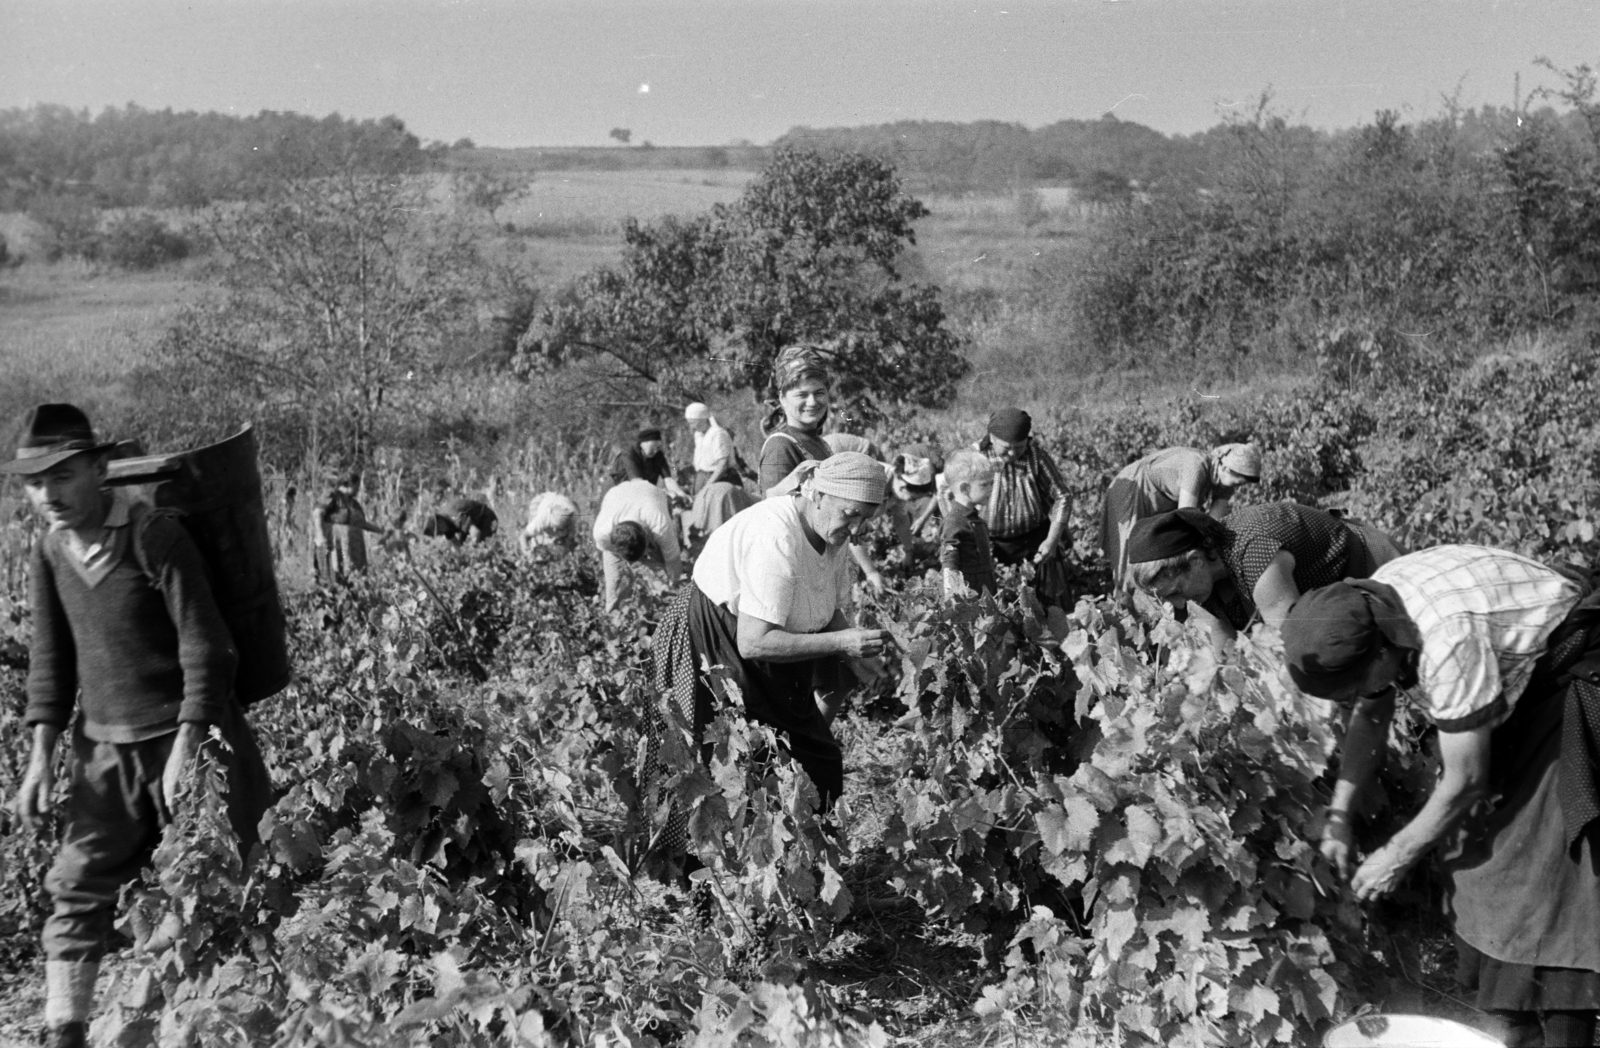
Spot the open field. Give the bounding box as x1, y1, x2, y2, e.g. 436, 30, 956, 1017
501, 168, 754, 229
491, 168, 755, 284
0, 261, 195, 430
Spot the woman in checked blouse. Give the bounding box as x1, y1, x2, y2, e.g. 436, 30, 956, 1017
1283, 549, 1600, 1048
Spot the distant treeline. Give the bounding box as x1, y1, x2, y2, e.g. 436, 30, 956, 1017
0, 103, 431, 210
775, 117, 1196, 196
770, 106, 1599, 199
458, 119, 1201, 198
452, 143, 771, 176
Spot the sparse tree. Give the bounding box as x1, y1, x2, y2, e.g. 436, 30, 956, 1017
145, 169, 482, 468
452, 168, 530, 225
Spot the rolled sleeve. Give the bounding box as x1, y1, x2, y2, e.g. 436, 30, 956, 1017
759, 439, 806, 495
1175, 455, 1213, 506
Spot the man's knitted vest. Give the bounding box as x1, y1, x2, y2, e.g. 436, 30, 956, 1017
25, 509, 236, 742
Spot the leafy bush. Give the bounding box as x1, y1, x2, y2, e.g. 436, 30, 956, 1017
1065, 99, 1585, 373
99, 212, 191, 270
517, 148, 970, 425
866, 580, 1354, 1045
26, 192, 101, 262
143, 171, 486, 471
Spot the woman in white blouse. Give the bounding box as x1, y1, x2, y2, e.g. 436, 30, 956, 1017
646, 452, 893, 871
683, 402, 754, 550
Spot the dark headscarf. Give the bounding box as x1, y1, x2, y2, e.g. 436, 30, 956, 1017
1125, 508, 1226, 564
637, 427, 663, 443
1281, 579, 1421, 698
988, 408, 1032, 443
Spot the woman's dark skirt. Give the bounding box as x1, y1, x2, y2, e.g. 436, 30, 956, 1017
647, 586, 845, 855
1444, 595, 1600, 1012
991, 520, 1072, 608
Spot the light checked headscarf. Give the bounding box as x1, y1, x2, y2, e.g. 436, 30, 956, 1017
777, 451, 887, 505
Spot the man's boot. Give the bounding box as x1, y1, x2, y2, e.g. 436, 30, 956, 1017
43, 960, 97, 1048
41, 1021, 87, 1048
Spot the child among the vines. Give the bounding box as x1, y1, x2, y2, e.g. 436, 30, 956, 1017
522, 491, 579, 558
313, 471, 387, 580
939, 449, 997, 600
5, 404, 271, 1048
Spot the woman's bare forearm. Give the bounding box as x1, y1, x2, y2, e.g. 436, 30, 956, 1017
1330, 694, 1394, 813
739, 626, 848, 663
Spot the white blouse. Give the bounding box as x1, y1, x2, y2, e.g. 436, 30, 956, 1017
693, 496, 850, 633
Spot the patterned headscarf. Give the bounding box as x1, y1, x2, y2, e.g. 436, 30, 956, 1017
763, 344, 833, 434
1213, 443, 1263, 482
813, 451, 888, 504
781, 451, 887, 505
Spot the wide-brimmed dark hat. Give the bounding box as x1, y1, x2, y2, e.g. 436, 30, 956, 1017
0, 404, 117, 475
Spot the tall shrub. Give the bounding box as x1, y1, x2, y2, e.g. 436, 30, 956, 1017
514, 148, 969, 425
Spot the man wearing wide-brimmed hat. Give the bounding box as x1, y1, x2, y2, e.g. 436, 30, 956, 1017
1281, 545, 1600, 1048
3, 404, 270, 1048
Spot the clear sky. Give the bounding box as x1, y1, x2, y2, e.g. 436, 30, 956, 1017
3, 0, 1597, 147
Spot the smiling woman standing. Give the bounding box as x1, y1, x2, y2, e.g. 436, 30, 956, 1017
646, 452, 892, 871
757, 345, 837, 496
757, 344, 887, 594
